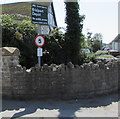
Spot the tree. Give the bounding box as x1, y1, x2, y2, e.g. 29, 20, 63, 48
93, 33, 103, 41
1, 14, 66, 67
44, 28, 65, 65
86, 31, 93, 51
1, 14, 37, 68
83, 31, 103, 52
92, 33, 103, 52
64, 0, 85, 64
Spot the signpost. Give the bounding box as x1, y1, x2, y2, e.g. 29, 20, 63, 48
34, 35, 45, 67
41, 25, 50, 35
32, 3, 49, 67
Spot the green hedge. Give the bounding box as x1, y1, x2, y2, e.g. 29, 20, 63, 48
1, 14, 37, 68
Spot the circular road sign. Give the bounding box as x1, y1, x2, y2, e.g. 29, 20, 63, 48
34, 35, 45, 47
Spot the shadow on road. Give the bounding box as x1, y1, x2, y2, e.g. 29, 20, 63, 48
1, 92, 119, 119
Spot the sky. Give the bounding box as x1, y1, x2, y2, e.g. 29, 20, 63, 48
53, 0, 118, 44
0, 0, 119, 44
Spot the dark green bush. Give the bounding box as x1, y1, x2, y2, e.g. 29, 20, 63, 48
43, 28, 65, 65
1, 14, 66, 67
1, 14, 37, 68
79, 52, 97, 64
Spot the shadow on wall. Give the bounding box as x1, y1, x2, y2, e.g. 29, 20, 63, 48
2, 92, 119, 118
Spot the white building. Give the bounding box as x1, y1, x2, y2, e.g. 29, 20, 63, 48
111, 35, 120, 51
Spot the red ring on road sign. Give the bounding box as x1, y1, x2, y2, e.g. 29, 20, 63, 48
34, 35, 45, 47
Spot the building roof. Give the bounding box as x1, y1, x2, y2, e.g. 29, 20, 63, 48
1, 1, 57, 27
51, 2, 57, 27
110, 34, 120, 43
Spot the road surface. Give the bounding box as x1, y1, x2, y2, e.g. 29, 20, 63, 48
0, 93, 119, 118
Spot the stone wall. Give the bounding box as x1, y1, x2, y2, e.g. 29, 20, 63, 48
1, 47, 120, 100
1, 47, 20, 98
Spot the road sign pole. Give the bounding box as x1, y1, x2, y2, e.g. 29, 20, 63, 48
38, 56, 41, 67
37, 47, 43, 68
32, 3, 47, 68
38, 24, 41, 67
38, 24, 41, 35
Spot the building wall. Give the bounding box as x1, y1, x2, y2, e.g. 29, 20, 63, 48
48, 4, 56, 28
2, 47, 120, 100
112, 42, 120, 51
118, 42, 120, 51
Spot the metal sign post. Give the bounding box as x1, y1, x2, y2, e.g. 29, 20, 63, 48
32, 3, 49, 67
38, 24, 50, 35
34, 35, 45, 67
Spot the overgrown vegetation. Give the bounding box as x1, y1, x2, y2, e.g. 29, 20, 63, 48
1, 14, 37, 68
44, 28, 65, 65
79, 53, 97, 64
64, 1, 85, 64
1, 13, 99, 68
1, 14, 67, 67
2, 2, 107, 68
82, 31, 103, 53
2, 1, 114, 69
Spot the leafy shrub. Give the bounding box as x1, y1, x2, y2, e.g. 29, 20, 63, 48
1, 14, 96, 67
1, 14, 37, 68
43, 28, 65, 65
1, 15, 66, 67
79, 52, 97, 64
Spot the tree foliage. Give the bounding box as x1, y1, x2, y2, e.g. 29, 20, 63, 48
1, 14, 66, 67
92, 33, 103, 52
83, 31, 103, 52
44, 28, 65, 65
64, 1, 85, 64
1, 12, 97, 68
1, 14, 37, 68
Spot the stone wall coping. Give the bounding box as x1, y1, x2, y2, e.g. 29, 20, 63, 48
1, 47, 20, 56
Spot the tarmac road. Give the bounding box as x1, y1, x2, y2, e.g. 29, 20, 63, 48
0, 93, 119, 119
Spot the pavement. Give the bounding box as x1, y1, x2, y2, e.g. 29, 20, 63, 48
0, 93, 119, 119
